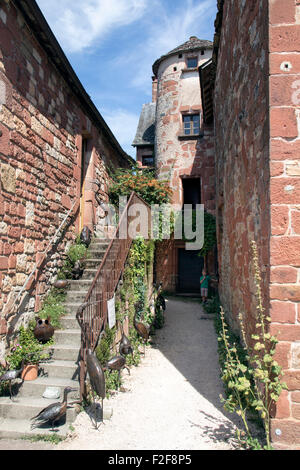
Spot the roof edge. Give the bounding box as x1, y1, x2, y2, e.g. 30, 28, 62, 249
152, 39, 213, 77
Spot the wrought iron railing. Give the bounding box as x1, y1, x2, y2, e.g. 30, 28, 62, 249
76, 192, 151, 401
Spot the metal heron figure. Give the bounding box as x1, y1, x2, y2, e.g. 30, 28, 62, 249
86, 348, 106, 430
133, 306, 150, 355
119, 321, 133, 357
76, 301, 106, 429
0, 358, 26, 401
105, 354, 130, 390
30, 386, 76, 431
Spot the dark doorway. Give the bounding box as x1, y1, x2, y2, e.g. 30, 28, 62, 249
177, 248, 204, 293
182, 178, 201, 209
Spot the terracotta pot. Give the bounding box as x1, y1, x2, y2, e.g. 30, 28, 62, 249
21, 364, 38, 381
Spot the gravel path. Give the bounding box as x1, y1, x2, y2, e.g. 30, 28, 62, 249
55, 298, 241, 451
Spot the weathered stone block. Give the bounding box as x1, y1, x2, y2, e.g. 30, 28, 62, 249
270, 300, 296, 323
270, 107, 298, 139
0, 163, 16, 193
292, 343, 300, 369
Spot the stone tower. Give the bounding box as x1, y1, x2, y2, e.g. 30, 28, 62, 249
152, 36, 214, 209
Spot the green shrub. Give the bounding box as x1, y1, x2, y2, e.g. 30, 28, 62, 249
5, 324, 53, 370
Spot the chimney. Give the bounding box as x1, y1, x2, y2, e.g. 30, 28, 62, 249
152, 76, 158, 103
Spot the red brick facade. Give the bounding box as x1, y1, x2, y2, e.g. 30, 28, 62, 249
214, 0, 300, 449
0, 1, 131, 351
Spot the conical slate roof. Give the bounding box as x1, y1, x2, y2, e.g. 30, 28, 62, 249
152, 36, 213, 76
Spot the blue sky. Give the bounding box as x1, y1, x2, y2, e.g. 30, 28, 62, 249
36, 0, 217, 158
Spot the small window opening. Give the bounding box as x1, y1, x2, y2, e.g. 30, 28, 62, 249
173, 67, 177, 72
183, 114, 200, 136
142, 155, 154, 167
187, 57, 198, 68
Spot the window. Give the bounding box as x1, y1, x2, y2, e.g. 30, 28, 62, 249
187, 57, 198, 68
142, 155, 154, 167
183, 114, 200, 136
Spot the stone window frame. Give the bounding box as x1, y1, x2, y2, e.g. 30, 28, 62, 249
186, 56, 198, 69
178, 111, 203, 139
141, 155, 154, 167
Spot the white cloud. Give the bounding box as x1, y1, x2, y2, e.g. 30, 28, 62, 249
122, 0, 217, 92
37, 0, 148, 53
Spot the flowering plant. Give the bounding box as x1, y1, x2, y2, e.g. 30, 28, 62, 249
109, 165, 172, 207
6, 324, 53, 370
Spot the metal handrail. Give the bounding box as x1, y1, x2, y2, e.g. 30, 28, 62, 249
3, 198, 80, 319
76, 191, 151, 401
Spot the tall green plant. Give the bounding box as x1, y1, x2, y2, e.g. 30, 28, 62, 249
218, 240, 287, 450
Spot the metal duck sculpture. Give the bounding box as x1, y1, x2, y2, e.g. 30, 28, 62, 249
0, 358, 26, 401
31, 386, 76, 431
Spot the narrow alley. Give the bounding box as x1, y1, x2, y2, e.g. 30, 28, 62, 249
54, 298, 240, 451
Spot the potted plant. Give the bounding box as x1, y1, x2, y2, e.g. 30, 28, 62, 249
6, 324, 53, 381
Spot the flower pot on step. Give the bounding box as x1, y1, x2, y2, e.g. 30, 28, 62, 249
21, 364, 38, 381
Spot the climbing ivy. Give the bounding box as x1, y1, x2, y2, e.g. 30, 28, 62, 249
94, 237, 157, 395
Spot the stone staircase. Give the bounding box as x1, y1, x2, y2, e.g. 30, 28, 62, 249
0, 238, 110, 439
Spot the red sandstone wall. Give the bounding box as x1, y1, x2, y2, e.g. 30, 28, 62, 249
268, 0, 300, 450
214, 0, 300, 449
0, 2, 128, 343
214, 0, 270, 334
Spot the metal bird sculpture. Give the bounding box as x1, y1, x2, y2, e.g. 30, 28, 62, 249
86, 349, 106, 430
105, 354, 130, 390
119, 322, 133, 357
134, 305, 150, 355
71, 260, 83, 280
80, 226, 92, 248
0, 358, 26, 401
31, 386, 76, 431
155, 282, 166, 311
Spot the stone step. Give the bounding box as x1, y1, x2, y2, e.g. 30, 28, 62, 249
87, 249, 107, 259
64, 303, 82, 315
83, 259, 103, 269
60, 315, 79, 330
0, 396, 77, 422
0, 417, 72, 439
17, 376, 79, 400
53, 329, 81, 346
68, 279, 93, 290
51, 344, 80, 362
82, 269, 98, 280
65, 290, 88, 303
40, 360, 79, 380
